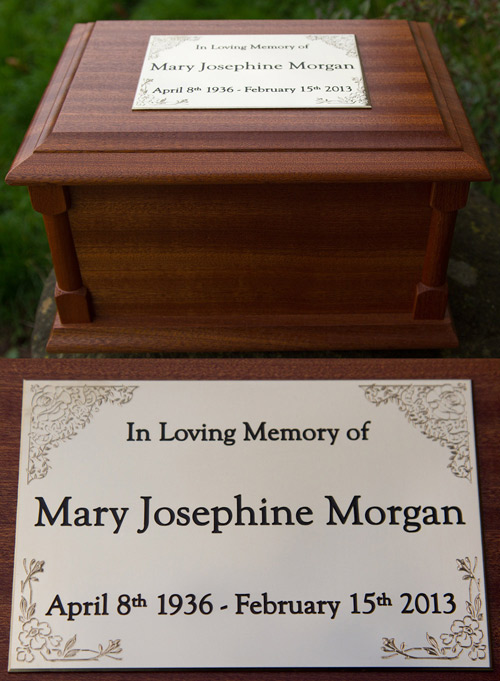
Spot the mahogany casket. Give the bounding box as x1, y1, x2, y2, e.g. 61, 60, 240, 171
6, 20, 490, 353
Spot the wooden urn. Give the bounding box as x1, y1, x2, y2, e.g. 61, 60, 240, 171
6, 20, 490, 353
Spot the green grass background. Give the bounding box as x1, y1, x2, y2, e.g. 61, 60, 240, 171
1, 0, 498, 355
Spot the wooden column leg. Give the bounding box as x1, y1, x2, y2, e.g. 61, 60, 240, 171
29, 185, 92, 323
413, 181, 469, 320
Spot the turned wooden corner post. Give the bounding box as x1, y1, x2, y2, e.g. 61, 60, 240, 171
413, 181, 470, 320
28, 185, 92, 323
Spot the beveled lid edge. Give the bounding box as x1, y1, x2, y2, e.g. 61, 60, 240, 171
5, 23, 95, 185
5, 20, 491, 186
5, 149, 491, 186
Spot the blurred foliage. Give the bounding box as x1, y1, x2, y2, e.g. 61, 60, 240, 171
386, 0, 500, 203
0, 0, 140, 351
314, 0, 500, 202
130, 0, 320, 19
1, 0, 498, 354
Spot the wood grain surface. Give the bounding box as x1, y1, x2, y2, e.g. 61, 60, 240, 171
0, 358, 498, 680
5, 20, 490, 185
68, 182, 430, 318
47, 311, 459, 353
4, 19, 491, 352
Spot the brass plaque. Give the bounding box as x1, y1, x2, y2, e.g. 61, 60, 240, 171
132, 34, 371, 109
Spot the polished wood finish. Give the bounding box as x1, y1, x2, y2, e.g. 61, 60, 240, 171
5, 20, 490, 352
48, 310, 458, 353
5, 21, 490, 184
413, 181, 470, 319
28, 185, 91, 323
68, 182, 430, 317
1, 358, 499, 680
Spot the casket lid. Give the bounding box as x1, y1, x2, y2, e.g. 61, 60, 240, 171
6, 19, 490, 185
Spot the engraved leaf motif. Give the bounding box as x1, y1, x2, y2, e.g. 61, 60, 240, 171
20, 597, 28, 618
63, 635, 76, 655
426, 634, 440, 650
423, 647, 439, 656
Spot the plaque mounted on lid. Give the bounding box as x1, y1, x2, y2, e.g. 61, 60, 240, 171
132, 33, 371, 110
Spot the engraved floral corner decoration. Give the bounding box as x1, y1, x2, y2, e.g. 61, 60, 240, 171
382, 557, 486, 663
307, 34, 370, 106
134, 35, 198, 107
16, 559, 122, 665
27, 384, 137, 483
361, 383, 471, 480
